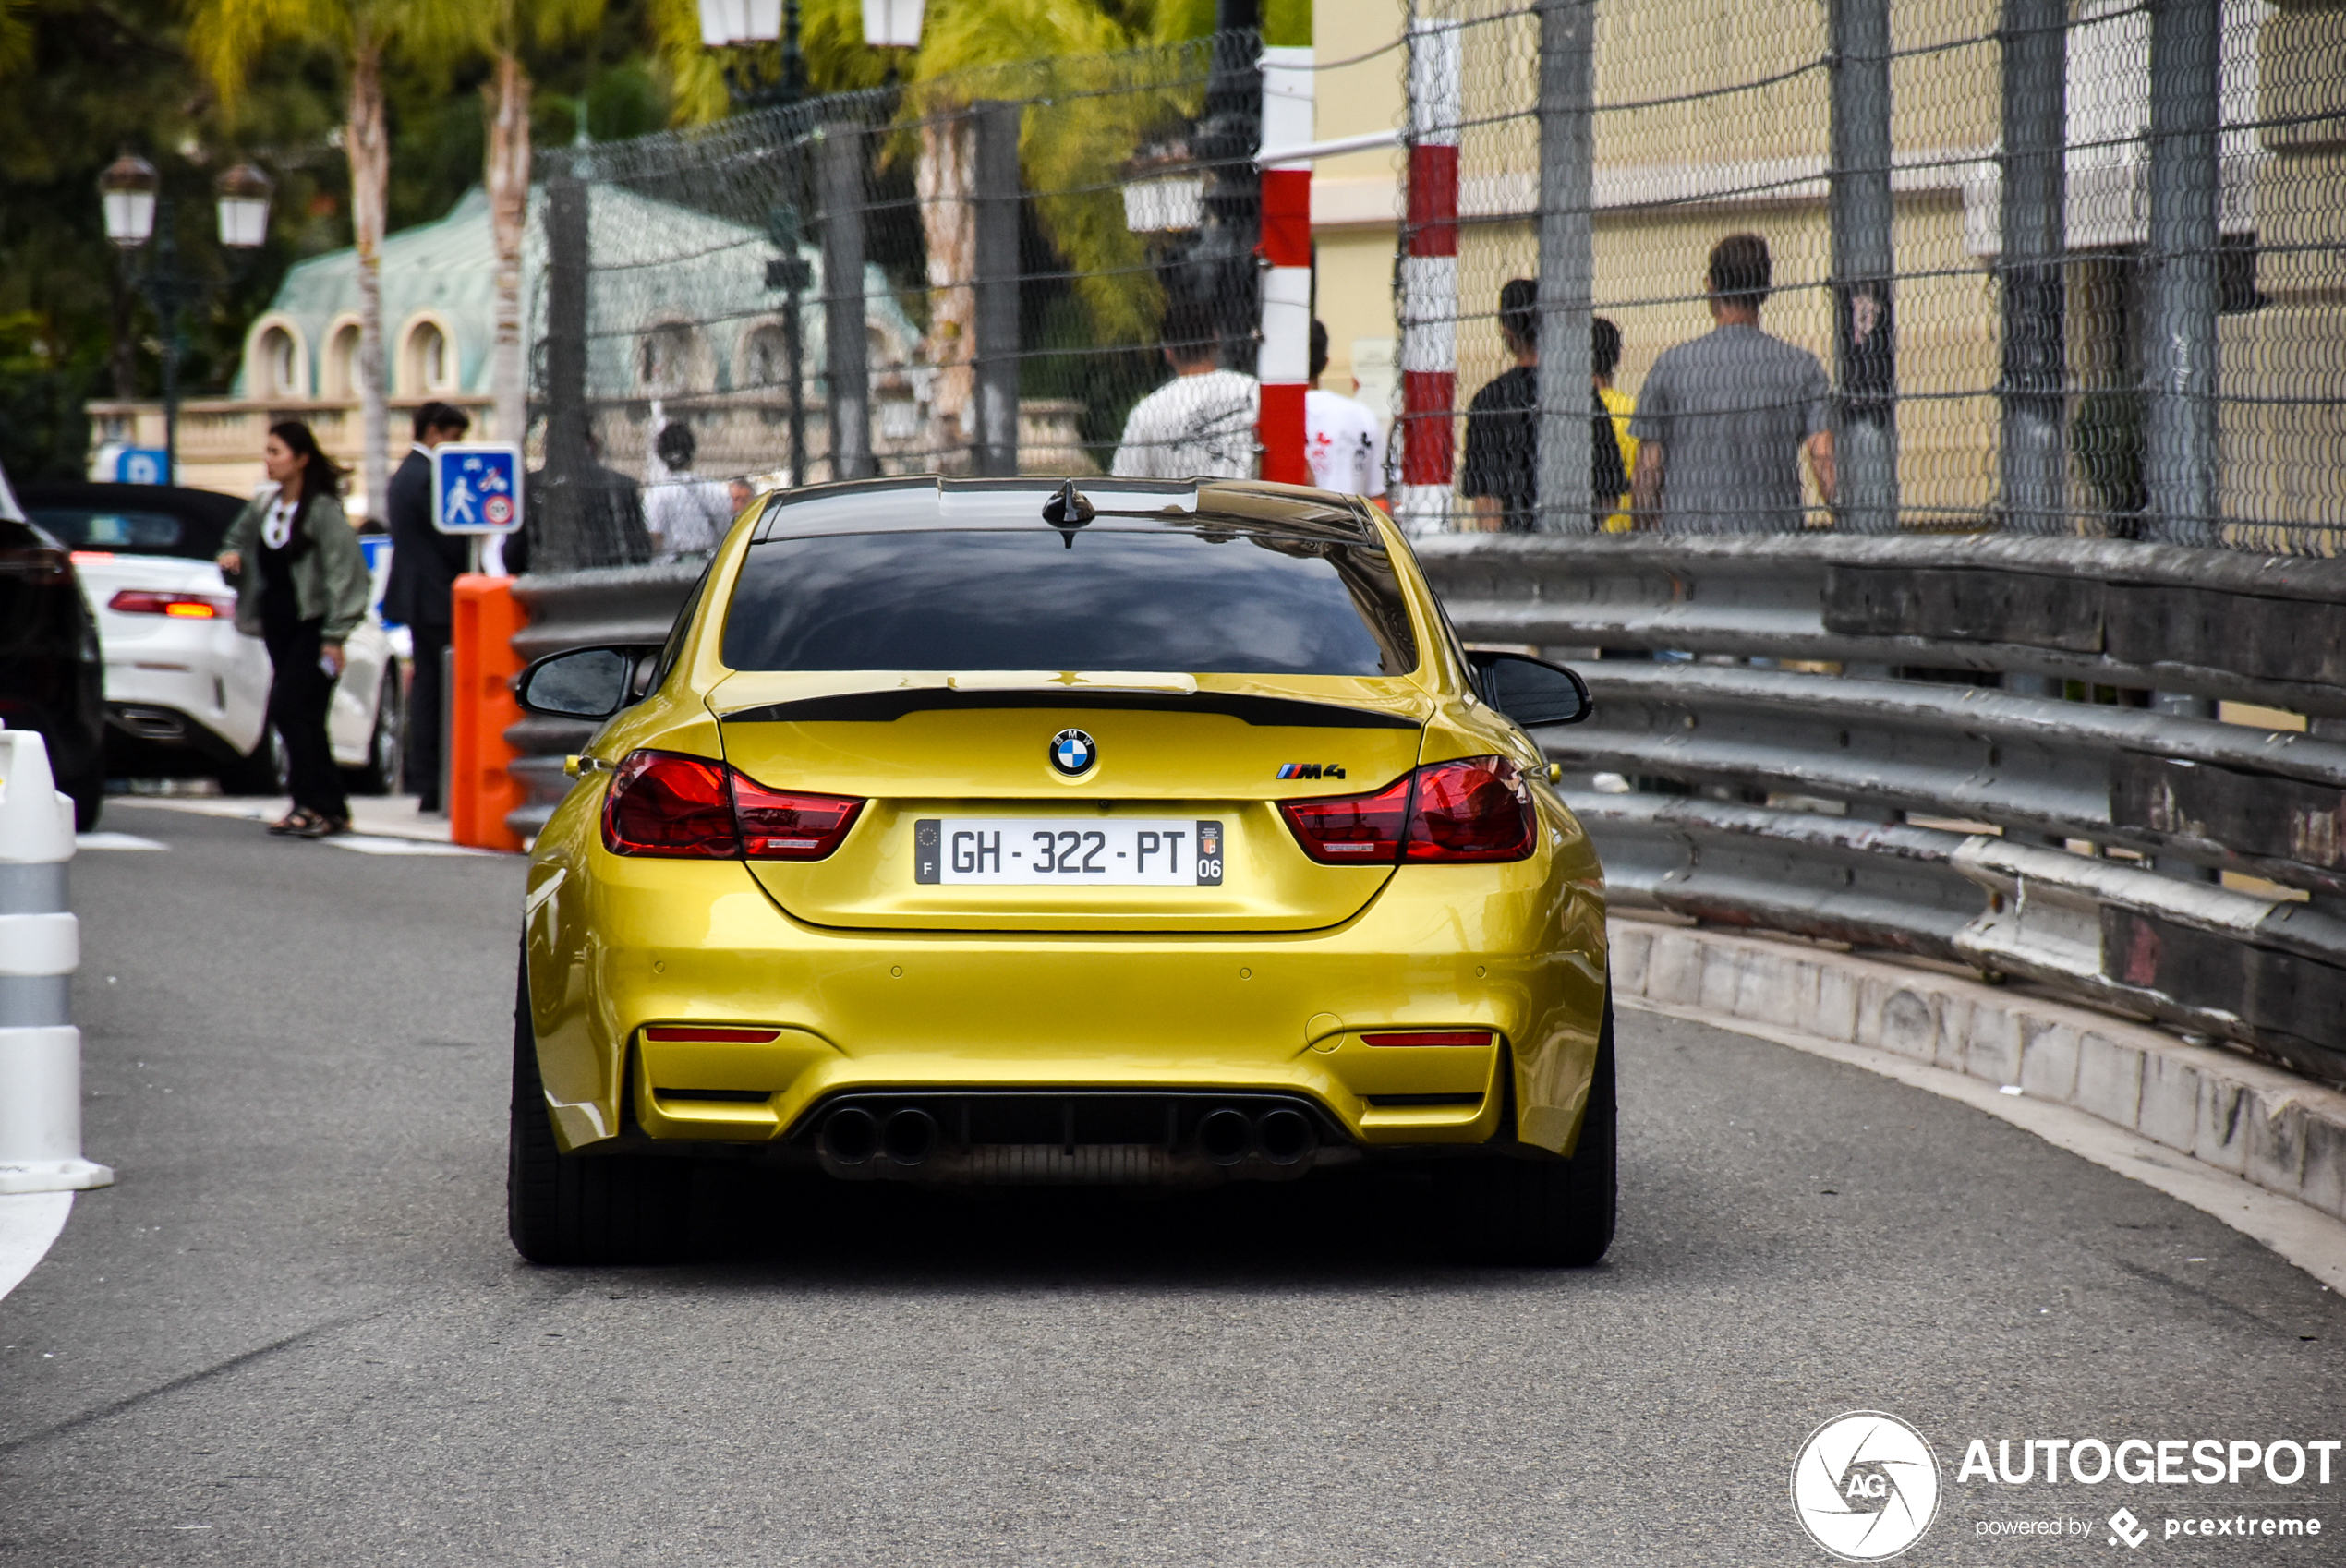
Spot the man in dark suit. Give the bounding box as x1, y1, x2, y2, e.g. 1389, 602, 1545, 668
381, 401, 472, 813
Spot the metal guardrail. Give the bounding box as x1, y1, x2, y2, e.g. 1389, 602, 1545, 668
503, 564, 702, 839
1418, 535, 2346, 1089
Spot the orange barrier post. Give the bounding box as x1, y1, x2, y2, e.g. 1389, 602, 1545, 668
448, 574, 529, 852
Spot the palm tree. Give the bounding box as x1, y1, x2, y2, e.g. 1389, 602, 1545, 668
470, 0, 604, 450
190, 0, 471, 518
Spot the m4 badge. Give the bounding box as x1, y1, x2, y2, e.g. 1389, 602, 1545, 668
1276, 764, 1347, 780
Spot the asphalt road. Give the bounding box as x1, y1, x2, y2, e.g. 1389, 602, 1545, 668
3, 802, 2340, 1567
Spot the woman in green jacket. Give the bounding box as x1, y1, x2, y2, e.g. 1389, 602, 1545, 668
216, 421, 371, 838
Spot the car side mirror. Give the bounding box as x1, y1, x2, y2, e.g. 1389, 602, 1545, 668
514, 645, 660, 719
1469, 651, 1593, 727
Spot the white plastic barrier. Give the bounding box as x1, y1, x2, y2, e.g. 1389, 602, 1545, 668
0, 725, 112, 1193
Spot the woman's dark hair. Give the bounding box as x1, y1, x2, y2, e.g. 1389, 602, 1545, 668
268, 419, 347, 501
1708, 233, 1772, 306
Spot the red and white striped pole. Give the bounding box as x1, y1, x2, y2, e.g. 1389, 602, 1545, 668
1257, 45, 1313, 485
1398, 18, 1461, 532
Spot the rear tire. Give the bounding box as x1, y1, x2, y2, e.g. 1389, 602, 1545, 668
507, 950, 691, 1264
1447, 995, 1617, 1267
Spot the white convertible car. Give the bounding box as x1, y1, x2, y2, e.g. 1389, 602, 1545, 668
21, 482, 404, 794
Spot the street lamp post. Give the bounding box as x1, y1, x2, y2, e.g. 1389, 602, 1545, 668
98, 154, 272, 486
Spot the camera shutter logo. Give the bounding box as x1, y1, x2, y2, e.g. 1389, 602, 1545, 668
1790, 1411, 1941, 1561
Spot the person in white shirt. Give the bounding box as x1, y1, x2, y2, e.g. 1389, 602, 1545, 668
644, 421, 732, 559
1303, 320, 1387, 504
1110, 298, 1259, 480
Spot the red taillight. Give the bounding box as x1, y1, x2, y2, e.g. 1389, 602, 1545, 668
732, 773, 864, 861
600, 749, 863, 862
603, 751, 737, 857
1361, 1031, 1495, 1048
109, 589, 233, 620
1280, 755, 1536, 866
1404, 755, 1535, 862
1279, 772, 1412, 863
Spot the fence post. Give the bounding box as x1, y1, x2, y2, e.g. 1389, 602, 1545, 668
0, 728, 112, 1194
2142, 0, 2221, 547
1257, 47, 1313, 486
1397, 17, 1462, 533
538, 152, 592, 573
1999, 0, 2069, 536
821, 125, 874, 484
1534, 0, 1596, 536
1829, 0, 1899, 534
971, 100, 1022, 479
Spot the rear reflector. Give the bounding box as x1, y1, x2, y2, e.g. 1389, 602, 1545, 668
1360, 1031, 1494, 1048
643, 1025, 783, 1043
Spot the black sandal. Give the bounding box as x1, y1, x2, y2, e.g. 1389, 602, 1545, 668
290, 812, 348, 839
267, 809, 315, 836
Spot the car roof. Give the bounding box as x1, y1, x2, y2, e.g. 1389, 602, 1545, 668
749, 476, 1378, 546
17, 482, 248, 525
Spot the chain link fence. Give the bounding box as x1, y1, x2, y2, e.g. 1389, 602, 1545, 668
524, 36, 1272, 571
1400, 0, 2346, 551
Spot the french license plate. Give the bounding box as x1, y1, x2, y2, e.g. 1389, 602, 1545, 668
913, 819, 1224, 886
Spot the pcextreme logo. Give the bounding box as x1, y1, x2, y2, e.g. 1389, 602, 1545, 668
1791, 1411, 1943, 1562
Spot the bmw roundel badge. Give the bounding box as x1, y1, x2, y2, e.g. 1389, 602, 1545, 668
1049, 728, 1097, 776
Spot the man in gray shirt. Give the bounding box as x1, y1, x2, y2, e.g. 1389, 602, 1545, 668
1629, 234, 1836, 532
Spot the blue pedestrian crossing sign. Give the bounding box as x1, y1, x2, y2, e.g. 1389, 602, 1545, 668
430, 442, 524, 535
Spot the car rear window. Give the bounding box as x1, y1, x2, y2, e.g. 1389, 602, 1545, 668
721, 527, 1419, 677
29, 507, 222, 559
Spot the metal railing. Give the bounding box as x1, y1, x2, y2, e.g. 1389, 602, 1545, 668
1417, 532, 2346, 1087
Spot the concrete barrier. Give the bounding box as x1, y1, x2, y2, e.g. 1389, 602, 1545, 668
1611, 918, 2346, 1227
0, 727, 112, 1194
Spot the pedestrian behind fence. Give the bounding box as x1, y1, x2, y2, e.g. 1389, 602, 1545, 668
1110, 296, 1260, 481
1460, 279, 1626, 533
215, 421, 370, 838
1594, 317, 1638, 534
1304, 320, 1388, 506
382, 400, 473, 813
1627, 234, 1835, 534
645, 421, 732, 560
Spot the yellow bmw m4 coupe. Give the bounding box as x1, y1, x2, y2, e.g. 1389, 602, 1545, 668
509, 477, 1612, 1265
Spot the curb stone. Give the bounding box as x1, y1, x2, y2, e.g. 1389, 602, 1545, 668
1609, 919, 2346, 1227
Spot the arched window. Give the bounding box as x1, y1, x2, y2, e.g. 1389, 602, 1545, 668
741, 324, 788, 388
322, 321, 362, 399
250, 321, 306, 398
639, 322, 699, 394
400, 318, 455, 395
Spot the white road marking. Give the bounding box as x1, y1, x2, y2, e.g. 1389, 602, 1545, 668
324, 835, 495, 857
0, 1192, 74, 1302
1624, 994, 2346, 1295
75, 832, 168, 851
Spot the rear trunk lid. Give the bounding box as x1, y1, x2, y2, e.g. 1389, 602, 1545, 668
711, 671, 1428, 932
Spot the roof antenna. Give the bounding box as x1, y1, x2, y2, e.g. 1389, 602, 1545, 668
1043, 479, 1094, 547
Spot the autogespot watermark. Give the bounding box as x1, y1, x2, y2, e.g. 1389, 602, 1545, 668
1792, 1415, 2340, 1558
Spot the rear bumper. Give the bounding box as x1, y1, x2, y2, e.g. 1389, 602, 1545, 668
524, 829, 1610, 1160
